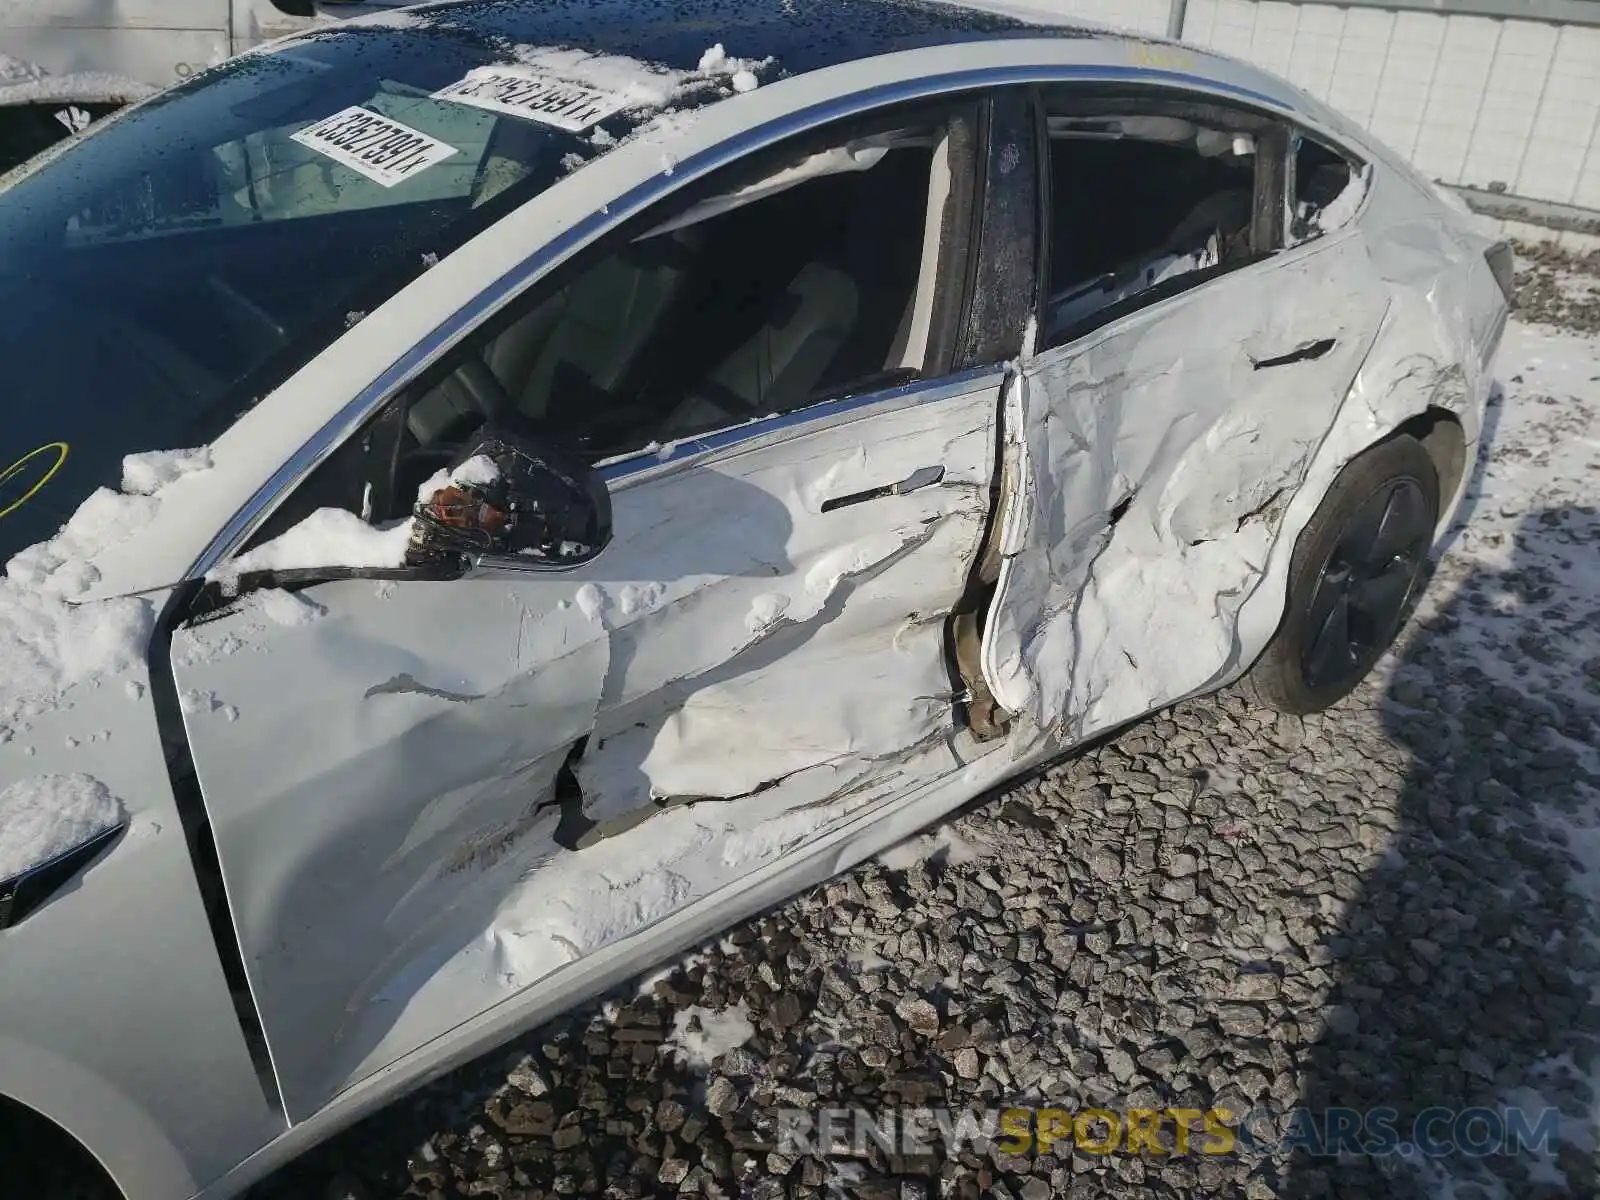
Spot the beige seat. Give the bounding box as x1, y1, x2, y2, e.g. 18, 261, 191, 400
405, 229, 702, 446
659, 261, 859, 441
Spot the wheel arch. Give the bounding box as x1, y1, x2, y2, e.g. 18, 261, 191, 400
1389, 406, 1467, 521
0, 1037, 198, 1200
0, 1092, 124, 1200
1225, 400, 1466, 697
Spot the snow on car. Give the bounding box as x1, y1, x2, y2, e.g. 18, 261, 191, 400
0, 0, 1510, 1196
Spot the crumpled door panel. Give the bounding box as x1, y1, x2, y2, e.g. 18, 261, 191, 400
172, 377, 998, 1120
575, 388, 997, 822
982, 244, 1391, 743
399, 384, 999, 1077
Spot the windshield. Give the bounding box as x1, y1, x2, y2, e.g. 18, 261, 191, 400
0, 25, 645, 567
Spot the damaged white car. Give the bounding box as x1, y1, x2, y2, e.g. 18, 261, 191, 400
0, 0, 1510, 1195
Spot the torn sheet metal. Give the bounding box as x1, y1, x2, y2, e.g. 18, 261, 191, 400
368, 735, 959, 1081
173, 374, 998, 1120
983, 157, 1507, 749
982, 243, 1393, 743
571, 384, 997, 824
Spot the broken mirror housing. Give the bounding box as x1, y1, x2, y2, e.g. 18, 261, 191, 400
408, 427, 612, 568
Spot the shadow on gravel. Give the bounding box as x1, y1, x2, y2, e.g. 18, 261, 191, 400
1283, 505, 1600, 1200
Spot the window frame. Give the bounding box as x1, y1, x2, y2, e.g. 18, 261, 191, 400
957, 85, 1040, 368
1285, 126, 1370, 246
238, 89, 999, 547
1030, 82, 1299, 352
429, 91, 990, 441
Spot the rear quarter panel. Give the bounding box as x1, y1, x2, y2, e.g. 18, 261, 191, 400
1226, 159, 1509, 681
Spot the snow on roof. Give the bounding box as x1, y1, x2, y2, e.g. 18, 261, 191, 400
0, 53, 154, 107
0, 71, 155, 107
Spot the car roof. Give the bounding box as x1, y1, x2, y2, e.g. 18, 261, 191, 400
332, 0, 1343, 132
362, 0, 1098, 76
364, 0, 1271, 96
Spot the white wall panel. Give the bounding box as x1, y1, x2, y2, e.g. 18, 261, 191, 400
1369, 11, 1447, 161
1165, 1, 1600, 208
1411, 16, 1502, 185
1520, 23, 1600, 205
1462, 21, 1561, 190
1284, 3, 1348, 101
964, 0, 1600, 209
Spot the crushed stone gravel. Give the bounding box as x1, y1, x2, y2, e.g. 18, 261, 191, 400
1511, 240, 1600, 334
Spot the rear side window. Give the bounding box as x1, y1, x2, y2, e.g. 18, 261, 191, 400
1290, 134, 1360, 243
1037, 88, 1284, 348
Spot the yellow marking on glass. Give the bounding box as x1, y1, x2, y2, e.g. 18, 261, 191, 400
0, 442, 69, 519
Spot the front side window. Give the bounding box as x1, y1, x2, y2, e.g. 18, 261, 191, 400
0, 25, 731, 565
474, 128, 949, 458
243, 105, 976, 546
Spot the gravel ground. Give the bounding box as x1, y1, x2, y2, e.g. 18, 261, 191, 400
1512, 240, 1600, 335
248, 248, 1600, 1200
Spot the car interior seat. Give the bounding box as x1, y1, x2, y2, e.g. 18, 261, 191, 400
508, 228, 703, 426
403, 228, 703, 447
1161, 186, 1255, 261
656, 147, 929, 441
657, 260, 861, 440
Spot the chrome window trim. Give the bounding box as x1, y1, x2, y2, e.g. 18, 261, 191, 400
597, 363, 1001, 482
187, 63, 1287, 581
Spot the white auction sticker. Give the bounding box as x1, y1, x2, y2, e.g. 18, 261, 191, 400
291, 106, 459, 188
433, 68, 630, 132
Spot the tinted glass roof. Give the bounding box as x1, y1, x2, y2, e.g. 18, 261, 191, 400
379, 0, 1099, 77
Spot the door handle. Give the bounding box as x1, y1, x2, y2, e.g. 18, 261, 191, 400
821, 464, 946, 512
1250, 337, 1337, 370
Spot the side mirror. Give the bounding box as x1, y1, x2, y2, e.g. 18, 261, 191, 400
407, 427, 612, 570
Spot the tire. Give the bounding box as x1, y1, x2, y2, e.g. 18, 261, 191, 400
1246, 434, 1440, 715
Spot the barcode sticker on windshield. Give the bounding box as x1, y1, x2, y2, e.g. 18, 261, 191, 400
291, 106, 458, 188
433, 69, 629, 132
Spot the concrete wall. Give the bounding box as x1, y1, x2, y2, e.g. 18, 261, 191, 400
1183, 0, 1600, 209
1024, 0, 1600, 214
